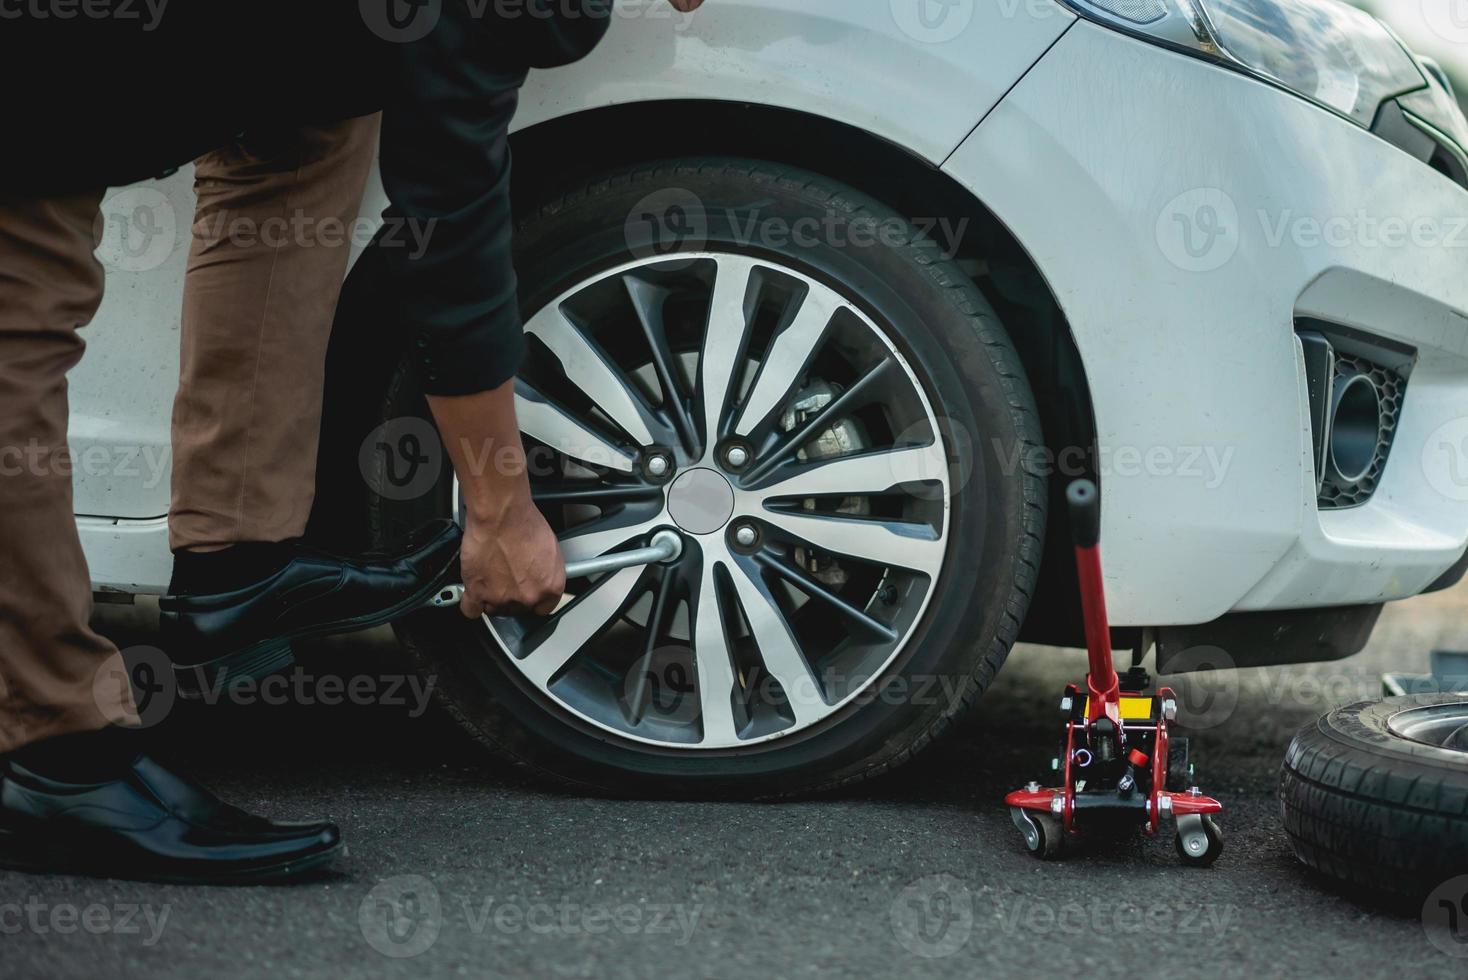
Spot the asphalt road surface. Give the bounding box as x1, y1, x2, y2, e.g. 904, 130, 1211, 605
5, 587, 1468, 979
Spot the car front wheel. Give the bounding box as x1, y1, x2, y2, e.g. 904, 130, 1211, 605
370, 158, 1045, 797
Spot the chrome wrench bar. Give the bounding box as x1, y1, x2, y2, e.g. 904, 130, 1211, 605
426, 529, 684, 610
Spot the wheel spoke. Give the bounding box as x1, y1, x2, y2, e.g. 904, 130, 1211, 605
623, 275, 700, 452
558, 515, 663, 565
727, 559, 826, 725
516, 380, 636, 474
691, 555, 740, 745
524, 305, 657, 448
625, 570, 681, 726
741, 358, 894, 484
733, 288, 839, 437
531, 481, 661, 505
753, 553, 898, 644
758, 510, 945, 578
518, 565, 646, 687
698, 256, 759, 449
754, 443, 948, 499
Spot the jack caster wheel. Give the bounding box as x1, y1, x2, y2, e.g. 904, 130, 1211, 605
1174, 814, 1224, 867
1011, 808, 1064, 860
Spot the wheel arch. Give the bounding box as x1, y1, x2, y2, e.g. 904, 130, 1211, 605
311, 100, 1100, 647
510, 100, 1099, 646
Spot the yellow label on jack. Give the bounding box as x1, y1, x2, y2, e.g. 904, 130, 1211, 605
1082, 696, 1155, 720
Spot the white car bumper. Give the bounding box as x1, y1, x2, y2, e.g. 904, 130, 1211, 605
948, 21, 1468, 627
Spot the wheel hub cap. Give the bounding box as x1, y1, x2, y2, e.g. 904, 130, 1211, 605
666, 468, 736, 535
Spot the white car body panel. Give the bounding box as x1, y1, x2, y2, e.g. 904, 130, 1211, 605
72, 0, 1075, 562
945, 21, 1468, 625
75, 4, 1468, 634
509, 0, 1075, 163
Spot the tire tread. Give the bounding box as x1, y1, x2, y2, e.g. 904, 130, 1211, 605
1279, 698, 1468, 904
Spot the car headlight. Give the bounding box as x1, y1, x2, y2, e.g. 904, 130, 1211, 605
1060, 0, 1426, 128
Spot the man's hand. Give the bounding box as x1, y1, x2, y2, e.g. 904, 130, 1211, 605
459, 496, 565, 618
427, 379, 566, 618
667, 0, 704, 10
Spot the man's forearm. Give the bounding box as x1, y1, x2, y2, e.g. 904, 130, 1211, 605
426, 380, 533, 520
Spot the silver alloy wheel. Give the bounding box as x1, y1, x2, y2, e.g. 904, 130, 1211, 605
464, 253, 952, 750
1387, 701, 1468, 750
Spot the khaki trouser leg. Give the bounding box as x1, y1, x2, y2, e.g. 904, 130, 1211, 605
169, 114, 381, 553
0, 191, 138, 753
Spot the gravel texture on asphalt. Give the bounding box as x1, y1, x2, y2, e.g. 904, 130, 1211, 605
4, 589, 1467, 979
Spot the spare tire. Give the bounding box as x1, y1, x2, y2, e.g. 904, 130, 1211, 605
1279, 694, 1468, 905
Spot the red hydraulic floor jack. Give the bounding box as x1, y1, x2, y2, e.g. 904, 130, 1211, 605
1005, 480, 1224, 864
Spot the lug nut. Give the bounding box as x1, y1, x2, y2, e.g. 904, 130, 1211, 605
723, 445, 750, 469
733, 524, 758, 547
645, 454, 671, 478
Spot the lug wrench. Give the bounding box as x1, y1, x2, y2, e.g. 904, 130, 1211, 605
426, 529, 684, 610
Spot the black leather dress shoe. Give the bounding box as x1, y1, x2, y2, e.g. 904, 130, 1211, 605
162, 519, 462, 696
0, 755, 342, 883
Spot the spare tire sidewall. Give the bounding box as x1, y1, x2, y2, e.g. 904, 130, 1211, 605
1323, 694, 1468, 770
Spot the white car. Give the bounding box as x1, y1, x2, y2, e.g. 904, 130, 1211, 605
78, 0, 1468, 795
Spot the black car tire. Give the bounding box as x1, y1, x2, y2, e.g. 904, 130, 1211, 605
1280, 694, 1468, 904
370, 157, 1046, 798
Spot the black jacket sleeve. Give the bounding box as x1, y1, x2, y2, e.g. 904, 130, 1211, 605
377, 1, 612, 396
378, 7, 529, 396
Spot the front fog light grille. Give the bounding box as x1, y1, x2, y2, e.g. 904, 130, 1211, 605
1318, 354, 1404, 508
1298, 327, 1415, 511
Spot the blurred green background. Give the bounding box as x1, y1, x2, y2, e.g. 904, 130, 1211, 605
1354, 0, 1467, 112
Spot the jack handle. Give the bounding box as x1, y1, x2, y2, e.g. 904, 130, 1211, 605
1068, 480, 1120, 721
